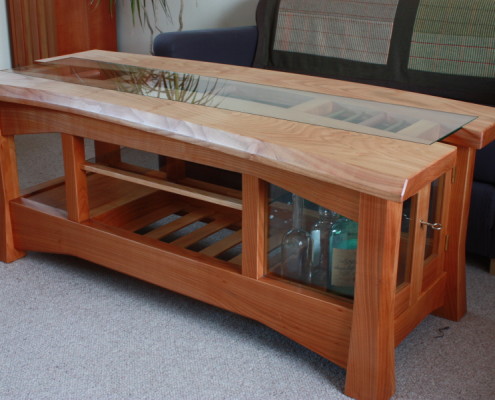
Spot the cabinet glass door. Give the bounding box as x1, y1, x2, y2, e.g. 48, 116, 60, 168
396, 174, 449, 293
424, 177, 445, 262
267, 185, 358, 298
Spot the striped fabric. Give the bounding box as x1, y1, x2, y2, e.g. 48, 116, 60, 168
273, 0, 400, 65
408, 0, 495, 78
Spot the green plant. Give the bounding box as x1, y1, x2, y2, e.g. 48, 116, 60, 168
90, 0, 191, 53
90, 0, 174, 32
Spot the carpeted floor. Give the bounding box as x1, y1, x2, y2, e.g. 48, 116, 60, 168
0, 133, 494, 399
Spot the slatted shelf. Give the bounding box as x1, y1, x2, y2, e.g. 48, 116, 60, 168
171, 212, 240, 249
200, 230, 242, 257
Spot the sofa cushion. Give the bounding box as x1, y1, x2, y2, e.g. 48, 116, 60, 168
253, 0, 495, 106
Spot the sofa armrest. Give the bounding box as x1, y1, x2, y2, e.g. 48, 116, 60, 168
467, 181, 495, 259
474, 141, 495, 184
153, 26, 258, 67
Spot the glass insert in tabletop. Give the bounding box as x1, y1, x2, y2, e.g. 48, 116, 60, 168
12, 58, 476, 144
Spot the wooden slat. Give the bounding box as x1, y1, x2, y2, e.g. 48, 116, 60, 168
93, 191, 180, 231
200, 229, 242, 257
144, 207, 211, 240
121, 202, 185, 233
229, 253, 242, 266
94, 141, 121, 165
171, 213, 241, 248
82, 162, 243, 210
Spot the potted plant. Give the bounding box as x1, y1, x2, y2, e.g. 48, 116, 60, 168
91, 0, 186, 32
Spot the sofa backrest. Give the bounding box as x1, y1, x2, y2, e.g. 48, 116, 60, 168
253, 0, 495, 106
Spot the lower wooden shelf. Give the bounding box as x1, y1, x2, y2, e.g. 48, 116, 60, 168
11, 166, 447, 376
11, 188, 354, 369
24, 173, 244, 268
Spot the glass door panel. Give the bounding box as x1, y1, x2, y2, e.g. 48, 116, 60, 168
267, 185, 357, 298
397, 197, 414, 287
424, 177, 444, 262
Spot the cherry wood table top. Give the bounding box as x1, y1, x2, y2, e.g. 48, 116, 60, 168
1, 50, 493, 202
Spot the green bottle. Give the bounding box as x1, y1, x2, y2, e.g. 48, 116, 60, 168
281, 194, 312, 283
310, 206, 335, 289
328, 216, 358, 298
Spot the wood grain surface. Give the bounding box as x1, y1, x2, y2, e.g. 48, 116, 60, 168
0, 51, 468, 202
42, 50, 495, 147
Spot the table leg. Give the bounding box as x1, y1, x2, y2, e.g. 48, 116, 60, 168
345, 195, 401, 400
165, 157, 186, 182
434, 145, 474, 321
0, 135, 25, 262
62, 134, 89, 222
241, 175, 268, 279
94, 141, 121, 165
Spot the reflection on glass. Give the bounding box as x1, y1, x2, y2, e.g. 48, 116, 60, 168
268, 185, 358, 298
397, 197, 413, 286
280, 194, 312, 282
424, 178, 442, 261
12, 57, 476, 144
310, 207, 336, 289
328, 215, 358, 298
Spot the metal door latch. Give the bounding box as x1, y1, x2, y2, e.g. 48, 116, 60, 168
420, 220, 443, 230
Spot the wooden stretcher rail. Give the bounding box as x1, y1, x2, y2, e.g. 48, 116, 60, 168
82, 162, 243, 210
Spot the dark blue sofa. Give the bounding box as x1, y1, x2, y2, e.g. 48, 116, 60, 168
153, 0, 495, 272
466, 142, 495, 273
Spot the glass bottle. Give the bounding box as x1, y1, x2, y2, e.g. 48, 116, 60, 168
310, 206, 334, 289
281, 194, 312, 283
328, 216, 358, 298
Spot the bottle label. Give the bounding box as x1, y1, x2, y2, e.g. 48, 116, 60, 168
331, 248, 356, 287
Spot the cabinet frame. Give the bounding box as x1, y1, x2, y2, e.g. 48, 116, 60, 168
1, 104, 453, 400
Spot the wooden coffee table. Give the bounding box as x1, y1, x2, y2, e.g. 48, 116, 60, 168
1, 51, 494, 400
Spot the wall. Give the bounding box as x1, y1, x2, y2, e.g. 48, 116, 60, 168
0, 0, 11, 69
117, 0, 258, 54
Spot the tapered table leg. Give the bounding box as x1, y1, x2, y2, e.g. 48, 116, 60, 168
0, 135, 25, 262
94, 141, 121, 165
62, 134, 89, 222
345, 195, 402, 400
434, 145, 474, 321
